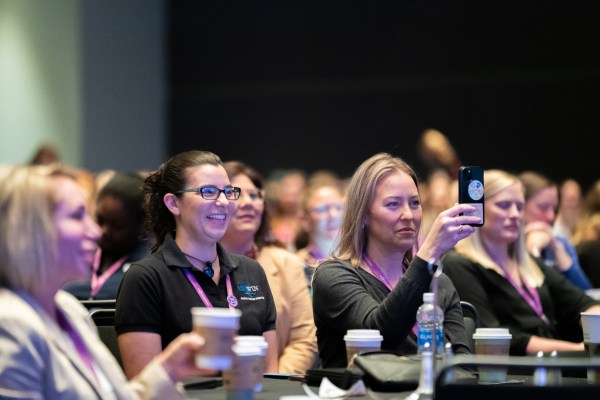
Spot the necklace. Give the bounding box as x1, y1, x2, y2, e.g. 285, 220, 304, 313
182, 251, 217, 278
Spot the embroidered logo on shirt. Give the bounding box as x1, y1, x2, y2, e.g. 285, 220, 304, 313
237, 280, 260, 298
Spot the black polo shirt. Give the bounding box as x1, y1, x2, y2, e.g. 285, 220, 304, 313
115, 233, 277, 349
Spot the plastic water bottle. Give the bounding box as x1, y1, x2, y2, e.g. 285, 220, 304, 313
416, 292, 444, 354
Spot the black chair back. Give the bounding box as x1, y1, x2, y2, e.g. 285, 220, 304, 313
460, 301, 480, 353
88, 308, 122, 368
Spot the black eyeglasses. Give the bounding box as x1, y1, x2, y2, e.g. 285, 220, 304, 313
175, 185, 241, 200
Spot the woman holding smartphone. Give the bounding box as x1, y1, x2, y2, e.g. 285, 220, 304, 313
311, 152, 481, 367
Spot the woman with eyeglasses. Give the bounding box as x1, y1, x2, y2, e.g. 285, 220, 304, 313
115, 150, 278, 379
295, 172, 345, 290
220, 161, 318, 374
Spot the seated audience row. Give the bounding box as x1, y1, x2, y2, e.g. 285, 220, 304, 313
3, 148, 600, 399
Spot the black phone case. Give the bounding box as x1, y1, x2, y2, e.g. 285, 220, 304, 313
458, 166, 484, 226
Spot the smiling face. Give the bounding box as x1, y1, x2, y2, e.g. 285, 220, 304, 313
52, 176, 101, 282
225, 173, 264, 241
365, 171, 422, 254
170, 164, 235, 245
480, 181, 525, 246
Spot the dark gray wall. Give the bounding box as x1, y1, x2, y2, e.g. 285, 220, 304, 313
167, 1, 600, 190
82, 0, 165, 173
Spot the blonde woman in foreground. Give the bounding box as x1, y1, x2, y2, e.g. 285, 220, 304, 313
0, 164, 207, 399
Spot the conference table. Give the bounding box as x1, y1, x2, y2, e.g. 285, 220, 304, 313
184, 355, 600, 400
184, 375, 408, 399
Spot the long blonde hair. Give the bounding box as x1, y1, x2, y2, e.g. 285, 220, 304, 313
333, 153, 420, 268
454, 169, 544, 287
0, 164, 76, 295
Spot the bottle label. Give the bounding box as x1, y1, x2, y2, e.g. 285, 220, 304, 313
417, 326, 444, 351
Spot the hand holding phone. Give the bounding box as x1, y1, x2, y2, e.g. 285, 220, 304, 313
458, 166, 484, 226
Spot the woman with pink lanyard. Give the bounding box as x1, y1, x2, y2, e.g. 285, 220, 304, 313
115, 150, 278, 379
443, 169, 600, 355
311, 152, 481, 368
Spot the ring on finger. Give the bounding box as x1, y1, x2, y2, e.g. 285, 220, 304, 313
458, 225, 463, 234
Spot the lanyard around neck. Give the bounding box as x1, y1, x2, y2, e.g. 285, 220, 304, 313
496, 260, 550, 325
363, 253, 418, 335
56, 309, 98, 383
363, 253, 398, 291
90, 249, 127, 299
183, 268, 238, 309
308, 244, 325, 262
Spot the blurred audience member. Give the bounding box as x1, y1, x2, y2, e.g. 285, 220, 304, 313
573, 179, 600, 288
29, 143, 61, 165
95, 169, 117, 194
265, 168, 307, 251
63, 172, 151, 300
416, 128, 462, 178
519, 171, 592, 290
115, 150, 278, 379
443, 169, 600, 356
296, 171, 345, 289
554, 178, 582, 241
0, 164, 207, 398
573, 179, 600, 244
220, 161, 318, 374
419, 168, 454, 246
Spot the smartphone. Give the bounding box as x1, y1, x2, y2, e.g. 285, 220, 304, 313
458, 166, 484, 226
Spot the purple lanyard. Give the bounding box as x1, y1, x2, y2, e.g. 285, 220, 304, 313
56, 309, 98, 383
363, 253, 418, 335
308, 244, 325, 263
497, 263, 550, 325
90, 249, 127, 299
183, 268, 238, 308
363, 253, 396, 291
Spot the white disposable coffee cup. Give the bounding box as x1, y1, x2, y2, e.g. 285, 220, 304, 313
234, 335, 268, 392
581, 312, 600, 383
223, 343, 262, 400
472, 328, 512, 383
191, 307, 242, 370
343, 329, 383, 366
